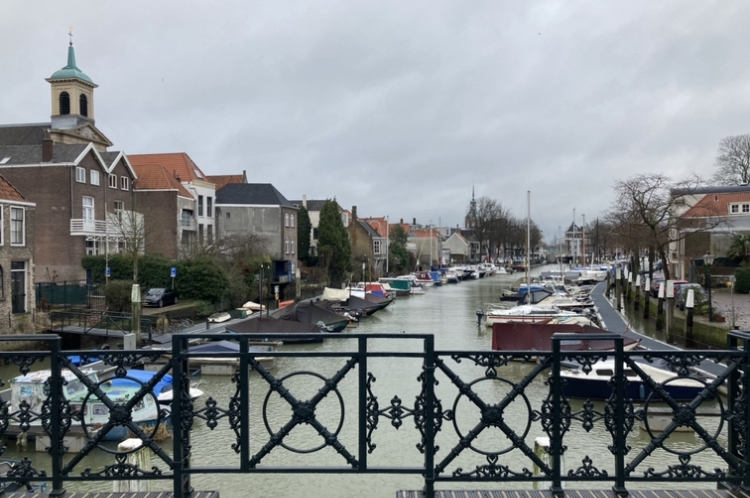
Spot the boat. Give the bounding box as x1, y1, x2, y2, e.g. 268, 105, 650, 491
10, 369, 170, 441
269, 300, 350, 332
116, 369, 204, 405
225, 316, 325, 342
380, 278, 411, 296
491, 322, 641, 353
484, 304, 582, 327
560, 358, 709, 401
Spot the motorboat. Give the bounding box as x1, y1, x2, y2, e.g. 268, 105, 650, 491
484, 304, 581, 327
560, 358, 708, 401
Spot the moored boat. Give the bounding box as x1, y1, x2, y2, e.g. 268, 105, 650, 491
491, 322, 641, 352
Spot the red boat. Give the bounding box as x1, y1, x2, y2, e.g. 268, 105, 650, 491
491, 322, 641, 352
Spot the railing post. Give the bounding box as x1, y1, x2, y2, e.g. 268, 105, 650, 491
612, 338, 627, 496
551, 338, 563, 495
172, 334, 191, 498
423, 334, 435, 498
49, 336, 66, 496
240, 335, 250, 471
358, 335, 368, 472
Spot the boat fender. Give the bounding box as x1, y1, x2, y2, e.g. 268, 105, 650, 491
639, 384, 646, 399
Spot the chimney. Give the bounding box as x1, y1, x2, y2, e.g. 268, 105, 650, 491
413, 218, 416, 226
400, 218, 403, 224
302, 194, 307, 208
352, 205, 357, 220
42, 130, 53, 162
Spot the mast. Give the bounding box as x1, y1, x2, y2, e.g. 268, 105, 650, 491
526, 191, 531, 303
581, 213, 586, 268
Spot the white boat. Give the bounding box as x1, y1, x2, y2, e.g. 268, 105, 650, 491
484, 304, 582, 327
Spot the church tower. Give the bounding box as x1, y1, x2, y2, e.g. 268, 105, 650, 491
45, 37, 112, 150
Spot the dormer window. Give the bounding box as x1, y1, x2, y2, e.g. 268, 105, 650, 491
79, 94, 88, 117
59, 92, 70, 115
729, 203, 750, 215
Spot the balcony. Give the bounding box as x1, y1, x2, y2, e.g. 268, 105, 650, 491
71, 212, 143, 239
70, 218, 107, 236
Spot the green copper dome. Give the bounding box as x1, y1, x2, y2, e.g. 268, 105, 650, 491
48, 45, 94, 85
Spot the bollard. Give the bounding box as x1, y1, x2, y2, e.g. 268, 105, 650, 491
626, 271, 633, 303
643, 277, 650, 319
114, 439, 151, 492
634, 275, 641, 311
666, 280, 675, 343
685, 289, 694, 344
476, 310, 484, 327
615, 268, 622, 312
656, 283, 664, 331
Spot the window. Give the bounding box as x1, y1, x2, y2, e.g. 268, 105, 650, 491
285, 213, 289, 228
207, 225, 213, 244
207, 197, 213, 217
199, 224, 204, 244
744, 204, 750, 213
114, 201, 125, 222
10, 207, 24, 246
109, 174, 117, 188
198, 196, 204, 217
59, 92, 70, 115
76, 167, 86, 183
11, 261, 26, 314
79, 94, 88, 117
90, 170, 100, 186
290, 214, 295, 228
285, 237, 290, 254
729, 203, 750, 215
181, 210, 193, 227
82, 197, 94, 222
120, 176, 129, 190
374, 239, 382, 255
291, 237, 295, 255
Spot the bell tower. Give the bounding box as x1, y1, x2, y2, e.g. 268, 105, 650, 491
46, 34, 97, 131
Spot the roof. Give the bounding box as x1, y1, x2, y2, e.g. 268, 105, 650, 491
358, 220, 381, 238
411, 227, 439, 238
205, 174, 244, 190
288, 199, 328, 212
0, 124, 50, 146
216, 183, 294, 207
132, 163, 194, 198
672, 185, 750, 196
0, 144, 88, 165
128, 152, 208, 183
0, 174, 26, 202
682, 191, 750, 218
364, 217, 388, 237
47, 44, 95, 86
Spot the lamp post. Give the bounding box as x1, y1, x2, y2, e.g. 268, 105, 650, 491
704, 253, 714, 322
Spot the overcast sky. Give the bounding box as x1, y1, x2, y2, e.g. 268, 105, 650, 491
3, 1, 750, 243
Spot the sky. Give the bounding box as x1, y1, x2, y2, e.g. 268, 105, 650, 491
3, 1, 750, 244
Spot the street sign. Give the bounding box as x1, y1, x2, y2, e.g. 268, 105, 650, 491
105, 267, 111, 278
170, 267, 177, 278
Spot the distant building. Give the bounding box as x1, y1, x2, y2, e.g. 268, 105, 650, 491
289, 196, 348, 257
348, 207, 386, 279
0, 174, 36, 331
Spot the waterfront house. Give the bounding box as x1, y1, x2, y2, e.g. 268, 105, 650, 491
128, 153, 216, 257
0, 42, 138, 282
216, 183, 298, 265
443, 231, 470, 264
0, 175, 36, 332
289, 196, 349, 258
348, 206, 387, 279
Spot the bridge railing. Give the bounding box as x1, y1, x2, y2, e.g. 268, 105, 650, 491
49, 310, 133, 335
0, 332, 748, 497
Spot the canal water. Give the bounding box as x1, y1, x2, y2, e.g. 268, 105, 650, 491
2, 266, 729, 497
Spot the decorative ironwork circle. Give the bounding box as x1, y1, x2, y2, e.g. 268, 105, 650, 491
262, 371, 345, 454
451, 376, 532, 456
641, 377, 724, 456
76, 375, 162, 455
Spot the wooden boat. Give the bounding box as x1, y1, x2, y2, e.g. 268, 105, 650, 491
491, 322, 641, 353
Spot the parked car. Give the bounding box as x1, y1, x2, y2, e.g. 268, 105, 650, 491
143, 288, 179, 308
676, 283, 707, 311
650, 279, 687, 298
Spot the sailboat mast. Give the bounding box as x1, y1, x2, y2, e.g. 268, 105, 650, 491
526, 191, 531, 303
581, 213, 586, 268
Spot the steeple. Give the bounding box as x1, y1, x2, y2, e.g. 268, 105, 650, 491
46, 33, 97, 130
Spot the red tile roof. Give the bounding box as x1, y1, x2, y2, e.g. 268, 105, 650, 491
0, 174, 26, 202
128, 152, 208, 183
206, 174, 244, 190
132, 163, 194, 198
364, 217, 388, 237
682, 192, 750, 218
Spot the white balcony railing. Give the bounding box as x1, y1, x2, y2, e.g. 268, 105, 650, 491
70, 218, 107, 235
71, 212, 144, 238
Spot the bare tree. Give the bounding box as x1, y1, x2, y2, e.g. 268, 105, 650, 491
712, 134, 750, 185
611, 173, 721, 280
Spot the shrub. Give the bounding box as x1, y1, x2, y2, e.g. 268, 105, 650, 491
736, 268, 750, 294
102, 280, 134, 312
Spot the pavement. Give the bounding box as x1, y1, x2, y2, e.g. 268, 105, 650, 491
710, 287, 750, 330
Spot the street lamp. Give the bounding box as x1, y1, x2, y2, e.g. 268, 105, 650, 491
704, 253, 714, 322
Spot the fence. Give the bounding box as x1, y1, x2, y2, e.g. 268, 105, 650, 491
1, 332, 748, 497
36, 281, 93, 308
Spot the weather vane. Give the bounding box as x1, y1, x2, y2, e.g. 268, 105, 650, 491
68, 26, 73, 46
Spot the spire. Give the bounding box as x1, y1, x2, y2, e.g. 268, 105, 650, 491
47, 31, 95, 86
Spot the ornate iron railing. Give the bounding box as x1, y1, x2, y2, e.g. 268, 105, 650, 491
0, 331, 749, 497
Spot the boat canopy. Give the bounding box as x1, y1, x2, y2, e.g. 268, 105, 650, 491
226, 317, 321, 334
270, 300, 346, 326
322, 287, 351, 302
